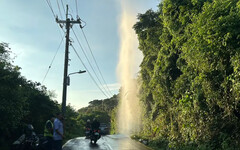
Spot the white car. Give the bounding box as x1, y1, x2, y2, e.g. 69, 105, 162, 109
99, 123, 109, 135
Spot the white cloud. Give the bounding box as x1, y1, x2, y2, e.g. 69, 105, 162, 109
103, 83, 121, 91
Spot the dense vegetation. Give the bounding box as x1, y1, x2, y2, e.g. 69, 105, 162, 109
0, 43, 118, 149
76, 95, 119, 136
3, 0, 240, 149
60, 95, 119, 141
133, 0, 240, 149
0, 43, 59, 149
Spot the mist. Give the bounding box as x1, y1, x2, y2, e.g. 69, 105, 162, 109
116, 0, 143, 135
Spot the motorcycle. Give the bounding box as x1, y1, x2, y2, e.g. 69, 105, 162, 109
37, 134, 50, 150
85, 127, 91, 139
12, 134, 40, 150
90, 129, 101, 144
11, 124, 48, 150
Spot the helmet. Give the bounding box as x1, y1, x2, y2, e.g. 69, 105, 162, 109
25, 124, 34, 136
27, 124, 34, 130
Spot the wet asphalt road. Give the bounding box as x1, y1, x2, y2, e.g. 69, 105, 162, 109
62, 134, 151, 150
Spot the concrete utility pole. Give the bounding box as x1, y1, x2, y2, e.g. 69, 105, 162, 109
56, 5, 82, 116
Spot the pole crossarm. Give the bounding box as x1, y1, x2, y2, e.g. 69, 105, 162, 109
56, 18, 81, 24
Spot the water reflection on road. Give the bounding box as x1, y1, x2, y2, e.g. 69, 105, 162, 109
63, 134, 151, 150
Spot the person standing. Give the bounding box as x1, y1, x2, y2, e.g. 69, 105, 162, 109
53, 113, 64, 150
44, 116, 55, 150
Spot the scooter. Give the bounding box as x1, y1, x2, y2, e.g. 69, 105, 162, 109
12, 134, 40, 150
90, 129, 101, 144
11, 124, 48, 150
85, 127, 91, 139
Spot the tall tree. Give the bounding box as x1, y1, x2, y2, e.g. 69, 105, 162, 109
134, 0, 240, 149
0, 43, 27, 142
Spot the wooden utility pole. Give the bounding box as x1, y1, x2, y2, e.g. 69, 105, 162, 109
56, 5, 81, 116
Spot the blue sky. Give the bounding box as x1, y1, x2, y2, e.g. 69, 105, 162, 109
0, 0, 159, 109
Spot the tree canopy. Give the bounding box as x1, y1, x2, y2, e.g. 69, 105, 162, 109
0, 42, 119, 149
0, 43, 69, 149
134, 0, 240, 149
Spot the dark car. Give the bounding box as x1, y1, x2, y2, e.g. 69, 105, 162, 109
99, 123, 109, 135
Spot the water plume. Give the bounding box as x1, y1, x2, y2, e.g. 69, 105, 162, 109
117, 0, 142, 135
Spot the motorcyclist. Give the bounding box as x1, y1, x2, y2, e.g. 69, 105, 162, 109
90, 118, 101, 143
85, 119, 91, 138
86, 119, 91, 129
91, 118, 100, 130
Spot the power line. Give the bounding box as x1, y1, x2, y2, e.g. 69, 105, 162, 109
80, 28, 114, 96
75, 0, 79, 17
42, 36, 64, 84
45, 0, 66, 34
45, 0, 56, 18
43, 0, 67, 84
60, 0, 66, 14
70, 44, 110, 98
56, 0, 63, 18
72, 28, 111, 97
44, 1, 112, 98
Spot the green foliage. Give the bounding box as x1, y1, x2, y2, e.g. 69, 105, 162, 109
74, 94, 119, 137
63, 104, 82, 143
20, 81, 60, 133
134, 0, 240, 149
0, 43, 60, 149
0, 42, 119, 149
110, 107, 118, 134
0, 43, 27, 149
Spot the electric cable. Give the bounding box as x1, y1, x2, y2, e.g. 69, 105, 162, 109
72, 28, 111, 97
56, 0, 63, 19
70, 44, 110, 98
45, 0, 56, 18
45, 0, 65, 34
80, 28, 113, 96
60, 0, 66, 14
42, 36, 64, 84
44, 1, 111, 98
75, 0, 79, 17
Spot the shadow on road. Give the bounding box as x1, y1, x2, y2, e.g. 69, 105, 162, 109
89, 143, 99, 148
